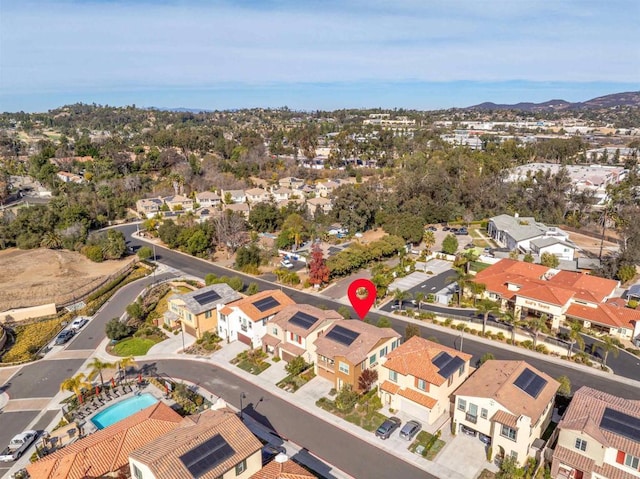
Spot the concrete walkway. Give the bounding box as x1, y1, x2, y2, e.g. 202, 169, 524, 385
147, 331, 197, 355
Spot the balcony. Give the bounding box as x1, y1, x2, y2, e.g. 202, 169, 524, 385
240, 324, 248, 333
466, 413, 478, 424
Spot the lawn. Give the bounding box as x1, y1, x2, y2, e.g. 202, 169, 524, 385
316, 397, 387, 432
113, 337, 161, 356
469, 261, 491, 273
232, 349, 271, 375
409, 430, 446, 460
277, 368, 315, 392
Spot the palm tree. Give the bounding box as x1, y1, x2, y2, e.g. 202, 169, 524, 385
476, 299, 500, 335
501, 309, 519, 343
60, 373, 90, 404
393, 289, 410, 311
528, 314, 550, 348
40, 231, 62, 249
566, 321, 585, 359
448, 268, 474, 306
423, 230, 436, 254
414, 292, 425, 311
600, 335, 620, 367
118, 356, 137, 384
87, 357, 114, 387
468, 282, 486, 306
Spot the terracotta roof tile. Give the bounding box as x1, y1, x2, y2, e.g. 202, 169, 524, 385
227, 290, 295, 322
454, 360, 559, 424
567, 303, 640, 329
380, 380, 400, 394
397, 388, 438, 409
552, 445, 595, 473
27, 402, 184, 479
250, 458, 317, 479
517, 283, 575, 306
491, 410, 519, 429
383, 337, 471, 386
549, 271, 618, 303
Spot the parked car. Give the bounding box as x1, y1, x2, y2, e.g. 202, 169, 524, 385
426, 226, 437, 232
0, 430, 38, 462
261, 444, 286, 465
280, 259, 294, 269
455, 228, 468, 236
55, 329, 75, 345
70, 317, 89, 330
442, 226, 450, 231
479, 433, 492, 445
375, 417, 401, 439
460, 424, 477, 437
399, 420, 422, 440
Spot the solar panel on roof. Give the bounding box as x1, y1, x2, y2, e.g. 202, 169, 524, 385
193, 289, 221, 305
325, 325, 360, 346
179, 434, 235, 478
253, 296, 281, 312
438, 356, 465, 379
289, 311, 318, 330
600, 407, 640, 442
432, 351, 453, 369
513, 368, 548, 398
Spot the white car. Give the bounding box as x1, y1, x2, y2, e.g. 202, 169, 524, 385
280, 259, 294, 269
70, 317, 90, 330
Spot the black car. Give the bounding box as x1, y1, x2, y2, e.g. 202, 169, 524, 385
460, 424, 477, 437
426, 226, 437, 232
399, 420, 422, 441
375, 417, 401, 439
55, 330, 75, 345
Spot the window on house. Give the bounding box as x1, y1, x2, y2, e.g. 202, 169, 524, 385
205, 310, 212, 319
235, 459, 247, 475
369, 354, 377, 365
575, 438, 587, 451
625, 454, 640, 469
389, 370, 398, 382
417, 379, 427, 391
132, 464, 143, 479
272, 328, 278, 335
448, 376, 453, 387
457, 398, 466, 411
458, 364, 465, 376
339, 362, 349, 374
249, 322, 252, 329
379, 346, 388, 358
510, 451, 518, 461
220, 315, 226, 322
481, 408, 488, 419
501, 425, 517, 441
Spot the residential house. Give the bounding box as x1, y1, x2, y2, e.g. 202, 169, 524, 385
136, 197, 164, 218
217, 290, 295, 347
313, 320, 401, 391
224, 202, 250, 218
129, 407, 263, 479
306, 197, 332, 217
196, 191, 222, 209
530, 237, 576, 261
164, 194, 194, 212
165, 284, 241, 339
488, 214, 571, 253
222, 189, 247, 204
452, 360, 559, 466
316, 180, 340, 198
551, 386, 640, 479
262, 304, 343, 363
246, 188, 271, 205
473, 259, 620, 333
271, 187, 294, 202
57, 171, 84, 183
379, 337, 472, 425
27, 402, 184, 479
278, 177, 305, 190
250, 454, 317, 479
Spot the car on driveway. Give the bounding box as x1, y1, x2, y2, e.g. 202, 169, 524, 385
375, 417, 401, 439
70, 317, 89, 330
55, 329, 75, 345
399, 420, 422, 441
479, 433, 492, 445
280, 259, 294, 269
460, 424, 477, 437
426, 226, 437, 232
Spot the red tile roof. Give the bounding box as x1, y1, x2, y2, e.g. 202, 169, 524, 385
517, 283, 576, 306
250, 458, 317, 479
27, 402, 185, 479
566, 303, 640, 329
227, 290, 295, 322
380, 380, 401, 394
397, 388, 438, 409
549, 270, 618, 303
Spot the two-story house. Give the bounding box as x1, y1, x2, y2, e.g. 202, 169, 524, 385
279, 177, 305, 190
551, 386, 640, 479
379, 337, 471, 425
164, 194, 194, 212
271, 187, 294, 202
217, 290, 295, 347
262, 304, 342, 363
453, 360, 559, 466
136, 197, 164, 218
245, 188, 271, 205
129, 408, 263, 479
196, 191, 222, 209
313, 320, 401, 392
166, 284, 241, 339
316, 180, 339, 198
222, 189, 247, 204
224, 202, 250, 218
306, 197, 332, 218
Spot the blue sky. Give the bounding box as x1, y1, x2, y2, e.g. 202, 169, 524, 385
1, 0, 638, 112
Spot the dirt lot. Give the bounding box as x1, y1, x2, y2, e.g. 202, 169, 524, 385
0, 248, 135, 311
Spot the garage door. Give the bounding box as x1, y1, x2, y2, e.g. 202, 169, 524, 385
237, 333, 252, 346
400, 397, 430, 423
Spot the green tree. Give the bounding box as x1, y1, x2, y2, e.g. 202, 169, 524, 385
105, 318, 132, 340
87, 357, 114, 387
118, 356, 137, 384
137, 246, 153, 260
337, 306, 352, 319
405, 324, 421, 341
246, 283, 259, 295
392, 289, 410, 310
422, 230, 436, 254
616, 263, 636, 283
102, 229, 127, 260
382, 213, 424, 244
60, 373, 90, 403
414, 292, 425, 311
523, 252, 534, 263
83, 244, 104, 262
528, 314, 550, 348
449, 268, 474, 306
235, 244, 262, 270
331, 183, 378, 233
476, 299, 500, 335
248, 202, 281, 232
496, 456, 523, 479
285, 356, 309, 376
540, 252, 560, 268
441, 234, 458, 255
600, 335, 620, 367
126, 302, 144, 322
501, 309, 519, 343
566, 321, 584, 359
477, 353, 495, 367
335, 385, 358, 411
281, 213, 309, 250
377, 317, 392, 328
40, 231, 62, 249
556, 375, 571, 397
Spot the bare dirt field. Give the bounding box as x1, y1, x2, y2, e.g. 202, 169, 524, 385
565, 230, 620, 257
0, 248, 135, 311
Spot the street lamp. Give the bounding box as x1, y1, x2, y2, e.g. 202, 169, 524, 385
459, 329, 465, 352
239, 392, 247, 420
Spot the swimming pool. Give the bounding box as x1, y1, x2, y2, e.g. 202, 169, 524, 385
91, 393, 159, 429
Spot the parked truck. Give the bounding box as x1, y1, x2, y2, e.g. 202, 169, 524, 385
0, 430, 38, 462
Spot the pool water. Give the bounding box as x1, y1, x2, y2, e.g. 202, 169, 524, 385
91, 393, 159, 429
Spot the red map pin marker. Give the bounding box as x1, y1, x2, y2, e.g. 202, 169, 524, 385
347, 278, 377, 320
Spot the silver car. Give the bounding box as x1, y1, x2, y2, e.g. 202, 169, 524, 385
399, 420, 422, 440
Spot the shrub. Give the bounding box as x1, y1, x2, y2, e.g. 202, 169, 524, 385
628, 299, 638, 309
520, 340, 534, 349
285, 356, 309, 376
444, 318, 453, 326
246, 283, 259, 295
456, 323, 465, 331
105, 318, 132, 340
83, 244, 104, 262
227, 276, 244, 291
2, 318, 65, 363
335, 385, 358, 412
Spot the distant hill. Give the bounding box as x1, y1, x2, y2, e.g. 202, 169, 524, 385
467, 91, 640, 112
149, 107, 213, 113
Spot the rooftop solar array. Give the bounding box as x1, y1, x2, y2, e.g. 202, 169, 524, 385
432, 352, 464, 379
179, 434, 235, 478
513, 368, 548, 399
600, 407, 640, 442
193, 289, 221, 306
289, 311, 318, 330
325, 325, 360, 346
253, 296, 281, 312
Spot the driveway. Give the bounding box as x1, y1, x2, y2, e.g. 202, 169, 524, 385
436, 427, 498, 477
388, 272, 432, 292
